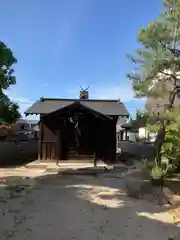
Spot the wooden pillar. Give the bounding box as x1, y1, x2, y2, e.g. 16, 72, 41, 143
38, 121, 43, 161
125, 130, 128, 140
120, 131, 123, 140
106, 120, 116, 163
93, 152, 97, 167
56, 128, 61, 164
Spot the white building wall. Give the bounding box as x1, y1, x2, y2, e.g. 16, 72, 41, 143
139, 127, 156, 142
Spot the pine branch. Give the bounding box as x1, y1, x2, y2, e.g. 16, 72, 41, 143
158, 70, 178, 81
159, 40, 180, 57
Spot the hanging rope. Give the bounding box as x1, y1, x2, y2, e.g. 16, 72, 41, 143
68, 114, 81, 148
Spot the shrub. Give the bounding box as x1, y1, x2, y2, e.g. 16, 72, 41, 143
141, 158, 173, 186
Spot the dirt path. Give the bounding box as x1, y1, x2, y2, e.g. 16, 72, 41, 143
0, 175, 179, 240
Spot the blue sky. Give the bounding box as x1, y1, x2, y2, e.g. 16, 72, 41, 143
0, 0, 163, 119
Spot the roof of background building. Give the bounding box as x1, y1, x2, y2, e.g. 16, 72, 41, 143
26, 120, 39, 125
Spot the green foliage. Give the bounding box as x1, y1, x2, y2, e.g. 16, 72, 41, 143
162, 129, 180, 169
155, 109, 180, 169
147, 123, 159, 133
0, 41, 20, 124
150, 164, 166, 180
133, 109, 149, 127
127, 0, 180, 99
142, 158, 172, 185
127, 0, 180, 170
0, 41, 17, 93
0, 98, 21, 124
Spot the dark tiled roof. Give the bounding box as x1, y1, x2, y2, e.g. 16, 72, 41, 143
25, 98, 129, 116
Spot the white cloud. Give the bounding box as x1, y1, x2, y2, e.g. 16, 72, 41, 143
90, 85, 134, 102
10, 97, 32, 105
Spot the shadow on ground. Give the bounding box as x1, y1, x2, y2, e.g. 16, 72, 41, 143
37, 174, 180, 239
0, 172, 178, 239
56, 165, 128, 176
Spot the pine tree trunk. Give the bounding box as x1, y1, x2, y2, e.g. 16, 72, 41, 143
154, 87, 177, 165
155, 123, 166, 165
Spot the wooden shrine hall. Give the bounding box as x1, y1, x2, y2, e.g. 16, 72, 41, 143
25, 89, 129, 163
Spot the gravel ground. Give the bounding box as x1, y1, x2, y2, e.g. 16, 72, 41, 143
0, 174, 179, 240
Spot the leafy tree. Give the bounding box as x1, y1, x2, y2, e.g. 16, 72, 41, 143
0, 95, 20, 124
0, 41, 21, 124
133, 109, 150, 128
127, 0, 180, 170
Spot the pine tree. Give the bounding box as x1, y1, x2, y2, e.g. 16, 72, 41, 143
127, 0, 180, 166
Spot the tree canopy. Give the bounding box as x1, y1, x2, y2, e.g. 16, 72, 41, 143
132, 109, 150, 128
0, 41, 21, 124
127, 0, 180, 171
127, 0, 180, 102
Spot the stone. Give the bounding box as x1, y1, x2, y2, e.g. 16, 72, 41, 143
125, 178, 152, 199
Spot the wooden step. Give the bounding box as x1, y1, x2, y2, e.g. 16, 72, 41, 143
68, 150, 94, 158
64, 160, 94, 163
68, 154, 94, 160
